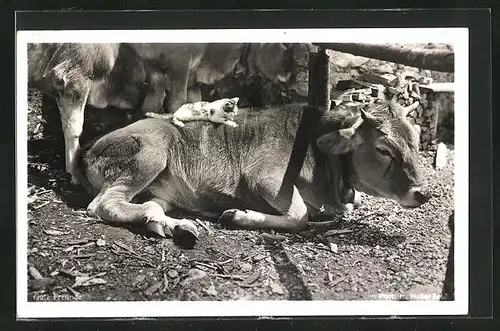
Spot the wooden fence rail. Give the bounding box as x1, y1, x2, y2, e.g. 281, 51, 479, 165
313, 43, 454, 73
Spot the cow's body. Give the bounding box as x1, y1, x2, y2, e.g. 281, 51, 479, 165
28, 43, 170, 185
129, 43, 312, 111
28, 42, 312, 185
80, 101, 429, 243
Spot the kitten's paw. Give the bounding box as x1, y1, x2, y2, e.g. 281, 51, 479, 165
172, 118, 185, 127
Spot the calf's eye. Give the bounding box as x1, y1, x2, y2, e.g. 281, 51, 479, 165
376, 147, 392, 157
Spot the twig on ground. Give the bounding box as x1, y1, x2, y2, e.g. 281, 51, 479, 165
330, 276, 347, 287
194, 218, 213, 234
196, 258, 234, 266
314, 244, 333, 253
69, 254, 96, 259
307, 220, 341, 228
36, 189, 52, 196
32, 201, 51, 210
324, 229, 354, 236
241, 252, 259, 262
113, 241, 136, 254
76, 272, 107, 287
208, 273, 245, 281
194, 261, 219, 271
306, 246, 320, 254
59, 238, 93, 246
219, 258, 234, 265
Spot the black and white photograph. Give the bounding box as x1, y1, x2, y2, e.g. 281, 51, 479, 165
16, 27, 468, 318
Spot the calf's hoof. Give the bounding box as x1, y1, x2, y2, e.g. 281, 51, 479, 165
146, 221, 173, 238
173, 220, 199, 249
217, 209, 238, 228
146, 219, 199, 249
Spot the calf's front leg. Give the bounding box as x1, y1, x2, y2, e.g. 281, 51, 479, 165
218, 185, 308, 232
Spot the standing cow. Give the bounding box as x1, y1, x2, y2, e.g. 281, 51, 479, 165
27, 42, 312, 185
78, 100, 429, 243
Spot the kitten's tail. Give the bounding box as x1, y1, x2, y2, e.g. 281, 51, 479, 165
144, 112, 174, 120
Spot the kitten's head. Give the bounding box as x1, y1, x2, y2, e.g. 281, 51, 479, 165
222, 97, 239, 114
211, 97, 240, 119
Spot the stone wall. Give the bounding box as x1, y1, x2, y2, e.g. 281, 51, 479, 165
405, 90, 455, 149
326, 45, 455, 150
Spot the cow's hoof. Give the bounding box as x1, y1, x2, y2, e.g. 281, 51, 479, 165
173, 220, 199, 248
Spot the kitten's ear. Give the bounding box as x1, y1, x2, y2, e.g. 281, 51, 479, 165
232, 97, 239, 104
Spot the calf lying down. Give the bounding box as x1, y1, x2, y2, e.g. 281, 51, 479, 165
77, 101, 429, 245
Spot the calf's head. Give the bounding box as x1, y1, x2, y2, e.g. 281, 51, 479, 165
316, 101, 429, 208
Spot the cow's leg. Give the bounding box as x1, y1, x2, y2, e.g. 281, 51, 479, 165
218, 185, 308, 232
56, 82, 90, 185
187, 86, 202, 103
165, 65, 190, 112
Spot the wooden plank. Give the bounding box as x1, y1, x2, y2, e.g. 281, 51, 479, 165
314, 43, 454, 73
419, 82, 455, 93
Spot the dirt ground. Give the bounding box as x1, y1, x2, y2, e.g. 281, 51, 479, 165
25, 88, 454, 302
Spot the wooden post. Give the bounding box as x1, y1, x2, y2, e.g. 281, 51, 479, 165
276, 48, 331, 206
315, 48, 331, 113
307, 51, 318, 106
308, 47, 331, 113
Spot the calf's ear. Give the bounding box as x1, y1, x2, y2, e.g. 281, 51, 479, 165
316, 127, 362, 154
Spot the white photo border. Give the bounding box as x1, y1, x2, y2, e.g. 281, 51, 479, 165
16, 28, 469, 319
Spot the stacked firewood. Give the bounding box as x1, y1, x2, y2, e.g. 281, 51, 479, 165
331, 70, 439, 150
